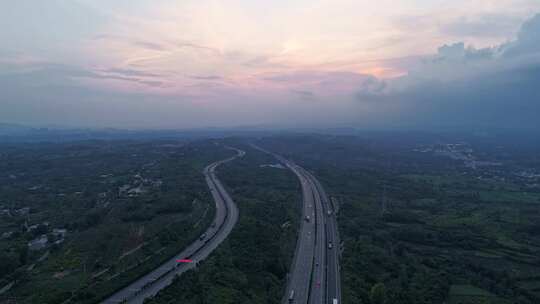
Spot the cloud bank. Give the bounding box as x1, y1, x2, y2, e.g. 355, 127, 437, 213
355, 14, 540, 131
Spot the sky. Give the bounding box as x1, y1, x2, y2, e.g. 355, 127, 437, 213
1, 0, 539, 130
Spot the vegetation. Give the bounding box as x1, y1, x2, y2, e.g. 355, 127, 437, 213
146, 144, 301, 304
258, 133, 540, 304
2, 132, 539, 304
0, 140, 231, 303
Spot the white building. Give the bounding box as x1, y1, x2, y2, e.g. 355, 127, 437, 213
28, 235, 48, 251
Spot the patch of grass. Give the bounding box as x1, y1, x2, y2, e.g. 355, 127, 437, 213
449, 284, 494, 297
479, 191, 540, 204
446, 285, 508, 304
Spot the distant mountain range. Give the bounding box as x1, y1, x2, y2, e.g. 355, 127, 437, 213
1, 122, 538, 145
0, 123, 35, 136
0, 123, 282, 142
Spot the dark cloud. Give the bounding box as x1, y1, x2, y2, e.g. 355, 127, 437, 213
290, 89, 315, 100
501, 14, 540, 57
359, 77, 386, 93
175, 41, 221, 55
0, 63, 97, 84
0, 62, 164, 90
0, 62, 198, 128
375, 66, 539, 130
137, 80, 164, 87
242, 55, 289, 69
132, 41, 166, 51
436, 14, 540, 61
188, 75, 223, 81
94, 36, 219, 56
355, 14, 540, 131
243, 56, 271, 67
263, 71, 370, 85
104, 67, 161, 78
435, 42, 494, 62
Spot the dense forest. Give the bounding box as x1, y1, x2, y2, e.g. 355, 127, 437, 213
258, 134, 540, 304
2, 133, 539, 304
0, 140, 231, 303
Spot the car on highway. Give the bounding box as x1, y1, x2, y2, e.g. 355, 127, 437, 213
199, 233, 207, 241
288, 290, 295, 303
328, 242, 333, 249
305, 215, 310, 222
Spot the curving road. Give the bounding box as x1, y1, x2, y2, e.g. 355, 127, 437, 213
250, 144, 341, 304
102, 147, 244, 304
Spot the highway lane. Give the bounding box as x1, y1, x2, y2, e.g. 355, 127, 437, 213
300, 167, 326, 304
249, 145, 316, 304
250, 144, 334, 304
247, 144, 341, 304
280, 160, 340, 304
277, 160, 316, 304
282, 164, 330, 304
102, 147, 244, 304
304, 171, 341, 304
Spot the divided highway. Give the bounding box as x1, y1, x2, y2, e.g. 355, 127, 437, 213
303, 170, 341, 304
102, 147, 244, 304
251, 145, 341, 304
284, 163, 341, 304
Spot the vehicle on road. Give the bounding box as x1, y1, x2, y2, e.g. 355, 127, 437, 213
305, 215, 310, 222
328, 242, 333, 249
199, 233, 207, 241
288, 290, 295, 303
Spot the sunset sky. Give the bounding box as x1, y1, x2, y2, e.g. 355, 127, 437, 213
1, 1, 539, 129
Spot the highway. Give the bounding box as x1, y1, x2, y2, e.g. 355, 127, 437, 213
288, 165, 341, 304
303, 170, 341, 304
250, 144, 341, 304
102, 147, 244, 304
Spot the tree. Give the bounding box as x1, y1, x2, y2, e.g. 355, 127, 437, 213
13, 268, 29, 284
18, 245, 28, 265
0, 253, 18, 279
370, 283, 387, 304
33, 223, 48, 236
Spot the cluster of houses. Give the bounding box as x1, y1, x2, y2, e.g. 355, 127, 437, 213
0, 210, 68, 250
1, 206, 33, 240
118, 174, 163, 198
0, 206, 30, 217
27, 227, 68, 251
